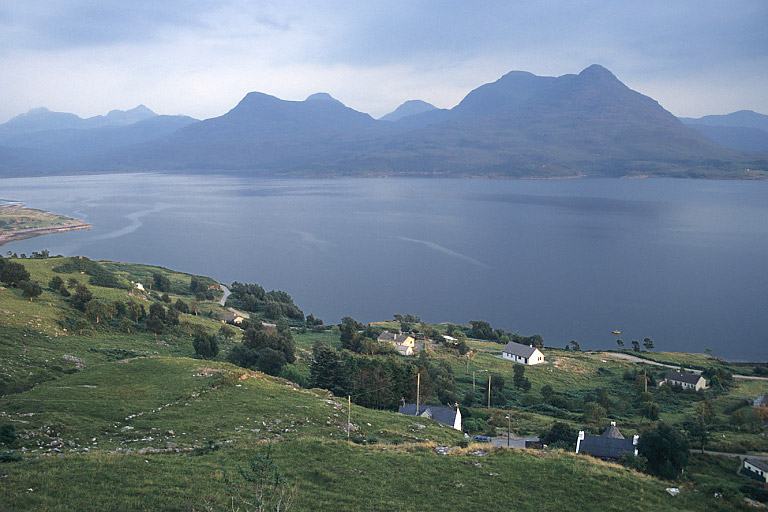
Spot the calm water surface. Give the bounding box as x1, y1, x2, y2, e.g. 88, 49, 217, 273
2, 173, 767, 360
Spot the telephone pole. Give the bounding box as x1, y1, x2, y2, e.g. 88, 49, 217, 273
487, 375, 492, 408
416, 372, 420, 416
347, 395, 351, 441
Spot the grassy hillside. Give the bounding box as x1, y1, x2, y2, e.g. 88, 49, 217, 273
1, 256, 766, 510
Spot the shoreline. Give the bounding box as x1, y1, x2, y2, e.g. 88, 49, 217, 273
0, 222, 92, 247
0, 203, 91, 247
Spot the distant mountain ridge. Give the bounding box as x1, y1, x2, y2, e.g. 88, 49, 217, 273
1, 66, 766, 178
679, 110, 768, 152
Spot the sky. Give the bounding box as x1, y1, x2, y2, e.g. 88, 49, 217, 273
0, 1, 766, 123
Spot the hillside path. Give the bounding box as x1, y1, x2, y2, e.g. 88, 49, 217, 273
218, 284, 231, 306
692, 450, 768, 461
601, 352, 768, 381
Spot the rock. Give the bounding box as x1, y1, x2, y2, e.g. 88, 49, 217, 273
434, 446, 453, 456
165, 442, 177, 449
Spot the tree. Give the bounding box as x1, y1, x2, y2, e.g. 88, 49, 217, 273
85, 299, 111, 324
540, 385, 554, 401
151, 272, 171, 292
20, 280, 42, 301
146, 315, 164, 335
220, 324, 236, 340
637, 423, 690, 479
228, 344, 260, 369
309, 342, 349, 397
257, 348, 287, 376
643, 337, 654, 351
631, 340, 641, 351
0, 261, 30, 287
541, 422, 577, 450
513, 364, 527, 389
149, 303, 166, 322
470, 320, 493, 340
48, 275, 64, 290
616, 339, 624, 349
339, 317, 361, 352
569, 340, 580, 351
583, 402, 606, 424
193, 331, 219, 359
683, 416, 709, 453
69, 283, 93, 310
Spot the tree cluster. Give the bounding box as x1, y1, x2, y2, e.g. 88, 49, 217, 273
228, 281, 304, 322
227, 322, 296, 377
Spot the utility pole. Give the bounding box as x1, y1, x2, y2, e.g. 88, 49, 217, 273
416, 372, 420, 416
473, 371, 475, 393
347, 395, 351, 441
644, 369, 647, 393
507, 414, 510, 448
487, 375, 492, 408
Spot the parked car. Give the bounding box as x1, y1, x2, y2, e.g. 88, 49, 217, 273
472, 435, 492, 443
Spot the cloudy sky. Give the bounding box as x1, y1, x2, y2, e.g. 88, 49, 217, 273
1, 1, 766, 123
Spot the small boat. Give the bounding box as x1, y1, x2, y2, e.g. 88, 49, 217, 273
612, 330, 621, 334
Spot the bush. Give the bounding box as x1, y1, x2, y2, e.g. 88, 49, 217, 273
0, 424, 18, 448
193, 332, 220, 359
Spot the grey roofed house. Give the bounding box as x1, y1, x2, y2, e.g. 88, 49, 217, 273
576, 422, 638, 459
377, 331, 414, 345
753, 391, 768, 407
664, 370, 707, 391
398, 403, 462, 430
664, 370, 701, 385
743, 459, 768, 483
502, 342, 537, 358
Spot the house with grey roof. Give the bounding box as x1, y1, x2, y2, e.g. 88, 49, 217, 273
501, 341, 544, 365
398, 403, 462, 431
576, 422, 638, 459
743, 459, 768, 484
753, 391, 768, 408
378, 331, 416, 356
664, 370, 707, 391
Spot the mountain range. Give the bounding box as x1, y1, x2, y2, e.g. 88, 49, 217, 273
1, 65, 766, 178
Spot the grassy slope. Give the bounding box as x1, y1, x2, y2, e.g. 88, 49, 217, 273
0, 258, 765, 510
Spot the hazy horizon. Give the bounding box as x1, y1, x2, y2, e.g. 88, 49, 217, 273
1, 1, 766, 124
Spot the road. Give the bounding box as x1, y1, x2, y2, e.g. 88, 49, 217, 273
692, 450, 768, 461
218, 284, 231, 306
602, 352, 768, 381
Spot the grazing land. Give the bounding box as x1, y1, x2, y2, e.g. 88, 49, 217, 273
1, 255, 767, 510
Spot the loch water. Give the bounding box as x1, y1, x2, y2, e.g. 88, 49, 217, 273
3, 173, 767, 360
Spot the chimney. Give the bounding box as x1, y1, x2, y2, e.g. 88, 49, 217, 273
633, 434, 639, 456
400, 397, 406, 408
611, 421, 616, 427
576, 431, 585, 454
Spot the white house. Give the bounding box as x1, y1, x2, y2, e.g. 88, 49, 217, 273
501, 341, 544, 365
664, 370, 707, 391
743, 459, 768, 484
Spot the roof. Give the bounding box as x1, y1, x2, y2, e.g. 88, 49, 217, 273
398, 404, 458, 427
579, 435, 635, 459
745, 459, 768, 473
394, 345, 412, 355
502, 341, 537, 359
664, 370, 702, 385
601, 424, 625, 439
378, 331, 413, 344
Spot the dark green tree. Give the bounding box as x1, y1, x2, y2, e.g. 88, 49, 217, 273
484, 375, 506, 407
69, 283, 93, 310
256, 348, 287, 376
146, 315, 164, 335
0, 261, 30, 287
193, 331, 219, 359
48, 275, 64, 290
643, 337, 654, 351
616, 339, 624, 349
309, 342, 349, 397
513, 364, 527, 389
631, 340, 641, 351
20, 280, 42, 301
228, 344, 260, 369
569, 340, 580, 351
470, 320, 493, 340
541, 422, 578, 450
637, 422, 690, 479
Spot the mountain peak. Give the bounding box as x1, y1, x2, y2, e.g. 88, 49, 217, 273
578, 64, 619, 82
305, 92, 343, 105
380, 100, 437, 121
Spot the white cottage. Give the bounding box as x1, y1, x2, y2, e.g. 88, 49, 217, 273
501, 341, 544, 365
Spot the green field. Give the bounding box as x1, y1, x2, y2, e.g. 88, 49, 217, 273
1, 256, 767, 510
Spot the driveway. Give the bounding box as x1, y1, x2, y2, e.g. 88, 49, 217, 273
601, 352, 768, 381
